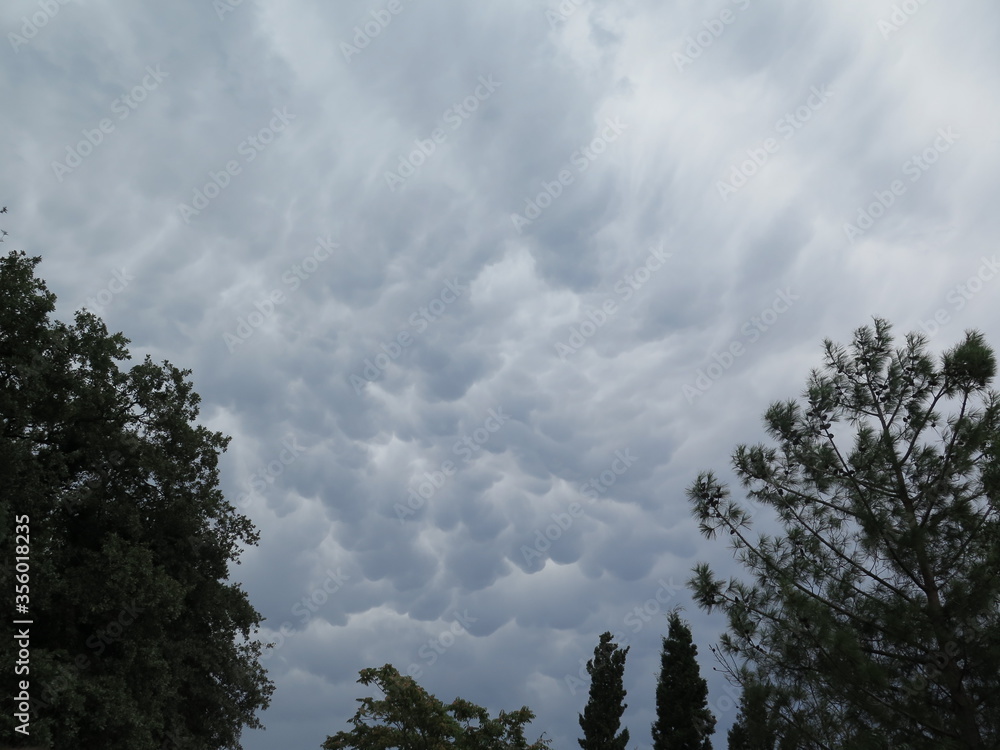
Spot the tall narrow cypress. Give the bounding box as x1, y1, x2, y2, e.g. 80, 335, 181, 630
652, 612, 716, 750
727, 682, 778, 750
578, 631, 630, 750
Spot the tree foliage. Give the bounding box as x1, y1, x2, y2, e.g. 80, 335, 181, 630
726, 682, 782, 750
0, 250, 273, 748
687, 318, 1000, 748
651, 612, 715, 750
578, 631, 629, 750
323, 664, 550, 750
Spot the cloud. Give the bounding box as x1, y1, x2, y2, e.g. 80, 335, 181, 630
3, 0, 999, 746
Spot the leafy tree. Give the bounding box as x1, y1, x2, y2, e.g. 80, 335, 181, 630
578, 631, 630, 750
651, 612, 716, 750
0, 250, 273, 748
686, 319, 1000, 748
323, 664, 550, 750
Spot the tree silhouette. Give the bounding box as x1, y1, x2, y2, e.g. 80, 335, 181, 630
0, 249, 273, 748
651, 612, 715, 750
323, 664, 549, 750
687, 318, 1000, 747
578, 631, 630, 750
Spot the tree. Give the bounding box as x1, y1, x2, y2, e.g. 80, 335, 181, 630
578, 631, 630, 750
726, 682, 780, 750
322, 664, 550, 750
686, 319, 1000, 748
0, 250, 273, 748
651, 611, 716, 750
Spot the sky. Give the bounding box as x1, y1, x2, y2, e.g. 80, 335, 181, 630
2, 0, 1000, 747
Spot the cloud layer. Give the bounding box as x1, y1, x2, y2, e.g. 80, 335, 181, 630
3, 0, 999, 746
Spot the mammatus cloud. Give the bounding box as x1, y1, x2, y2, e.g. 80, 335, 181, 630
3, 0, 999, 747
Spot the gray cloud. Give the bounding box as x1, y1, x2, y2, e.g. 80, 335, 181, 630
3, 0, 999, 747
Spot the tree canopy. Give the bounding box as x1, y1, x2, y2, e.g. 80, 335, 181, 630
0, 250, 273, 748
687, 318, 1000, 748
323, 664, 550, 750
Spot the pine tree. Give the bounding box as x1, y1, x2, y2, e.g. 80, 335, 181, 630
687, 319, 1000, 747
578, 631, 630, 750
651, 612, 716, 750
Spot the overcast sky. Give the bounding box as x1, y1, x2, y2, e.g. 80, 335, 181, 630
3, 0, 1000, 747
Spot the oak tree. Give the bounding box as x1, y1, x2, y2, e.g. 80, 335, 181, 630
0, 250, 273, 748
323, 664, 550, 750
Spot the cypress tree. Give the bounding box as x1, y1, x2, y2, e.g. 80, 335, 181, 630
578, 631, 630, 750
652, 612, 716, 750
727, 682, 778, 750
